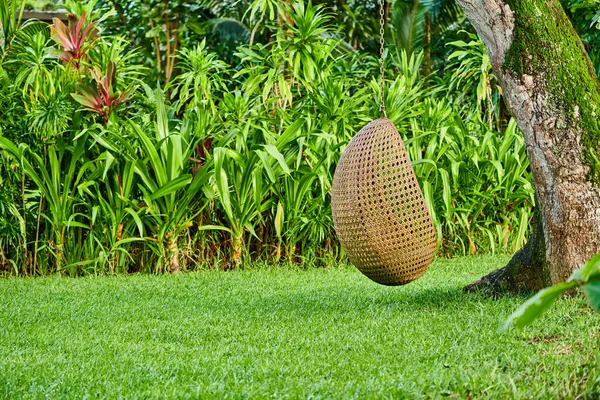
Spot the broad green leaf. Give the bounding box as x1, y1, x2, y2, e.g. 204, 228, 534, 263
411, 159, 437, 168
489, 160, 505, 183
570, 253, 600, 282
71, 92, 98, 109
439, 169, 452, 215
196, 225, 232, 233
65, 221, 90, 229
275, 201, 284, 239
583, 282, 600, 312
130, 121, 168, 187
276, 118, 304, 149
264, 144, 291, 175
125, 207, 144, 236
244, 222, 259, 239
133, 159, 159, 193
501, 281, 579, 331
214, 148, 233, 222
256, 150, 276, 182
149, 175, 192, 200
514, 208, 528, 252
252, 166, 264, 219
102, 151, 115, 180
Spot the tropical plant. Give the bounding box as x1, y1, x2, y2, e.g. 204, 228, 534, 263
0, 133, 96, 273
50, 12, 98, 69
212, 117, 305, 266
83, 153, 144, 273
409, 112, 534, 255
502, 253, 600, 330
245, 0, 285, 45
97, 90, 219, 272
71, 61, 133, 121
168, 40, 229, 113
447, 32, 501, 128
95, 0, 227, 84
0, 0, 538, 275
389, 0, 464, 74
0, 0, 27, 54
0, 154, 27, 274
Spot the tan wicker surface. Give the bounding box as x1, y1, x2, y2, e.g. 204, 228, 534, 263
331, 118, 437, 285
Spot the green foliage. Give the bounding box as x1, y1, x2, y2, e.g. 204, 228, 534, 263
390, 0, 463, 55
0, 133, 97, 272
408, 114, 534, 255
50, 12, 98, 69
447, 32, 501, 127
0, 0, 536, 274
0, 0, 27, 52
94, 0, 236, 83
503, 253, 600, 331
564, 0, 600, 76
167, 39, 229, 112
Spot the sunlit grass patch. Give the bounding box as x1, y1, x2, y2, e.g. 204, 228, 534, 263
0, 256, 598, 398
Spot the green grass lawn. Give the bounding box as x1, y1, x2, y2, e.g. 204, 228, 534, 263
0, 256, 599, 399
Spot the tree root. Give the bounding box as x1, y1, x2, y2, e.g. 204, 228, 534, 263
464, 207, 550, 296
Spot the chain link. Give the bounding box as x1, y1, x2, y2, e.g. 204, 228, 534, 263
379, 0, 387, 118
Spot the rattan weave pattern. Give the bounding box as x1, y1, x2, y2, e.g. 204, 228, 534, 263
331, 118, 437, 285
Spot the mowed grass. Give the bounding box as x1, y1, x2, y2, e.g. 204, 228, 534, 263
0, 256, 599, 399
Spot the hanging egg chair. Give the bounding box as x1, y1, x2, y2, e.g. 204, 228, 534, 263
331, 118, 437, 285
330, 0, 436, 286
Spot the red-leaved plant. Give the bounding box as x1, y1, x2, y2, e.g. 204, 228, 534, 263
50, 13, 98, 69
71, 61, 133, 122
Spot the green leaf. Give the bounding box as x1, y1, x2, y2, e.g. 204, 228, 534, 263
252, 166, 264, 219
275, 201, 284, 239
102, 151, 115, 181
196, 225, 232, 233
276, 118, 304, 149
114, 237, 145, 247
514, 208, 528, 252
264, 144, 291, 175
125, 207, 144, 236
501, 281, 579, 331
214, 148, 233, 222
583, 282, 600, 312
256, 150, 276, 182
130, 121, 168, 188
411, 159, 437, 168
570, 253, 600, 282
71, 92, 98, 109
149, 175, 192, 200
439, 169, 452, 215
65, 221, 90, 229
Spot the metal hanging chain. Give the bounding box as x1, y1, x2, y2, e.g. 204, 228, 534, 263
379, 0, 387, 118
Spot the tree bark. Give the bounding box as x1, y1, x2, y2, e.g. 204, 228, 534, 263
455, 0, 600, 292
464, 203, 549, 294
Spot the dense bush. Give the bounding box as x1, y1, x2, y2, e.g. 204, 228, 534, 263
0, 0, 534, 275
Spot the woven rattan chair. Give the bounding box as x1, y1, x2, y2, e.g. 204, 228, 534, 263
331, 118, 437, 285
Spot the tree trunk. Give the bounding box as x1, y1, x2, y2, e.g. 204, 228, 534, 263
455, 0, 600, 292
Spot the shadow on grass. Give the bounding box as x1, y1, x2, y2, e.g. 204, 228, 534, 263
220, 286, 489, 317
